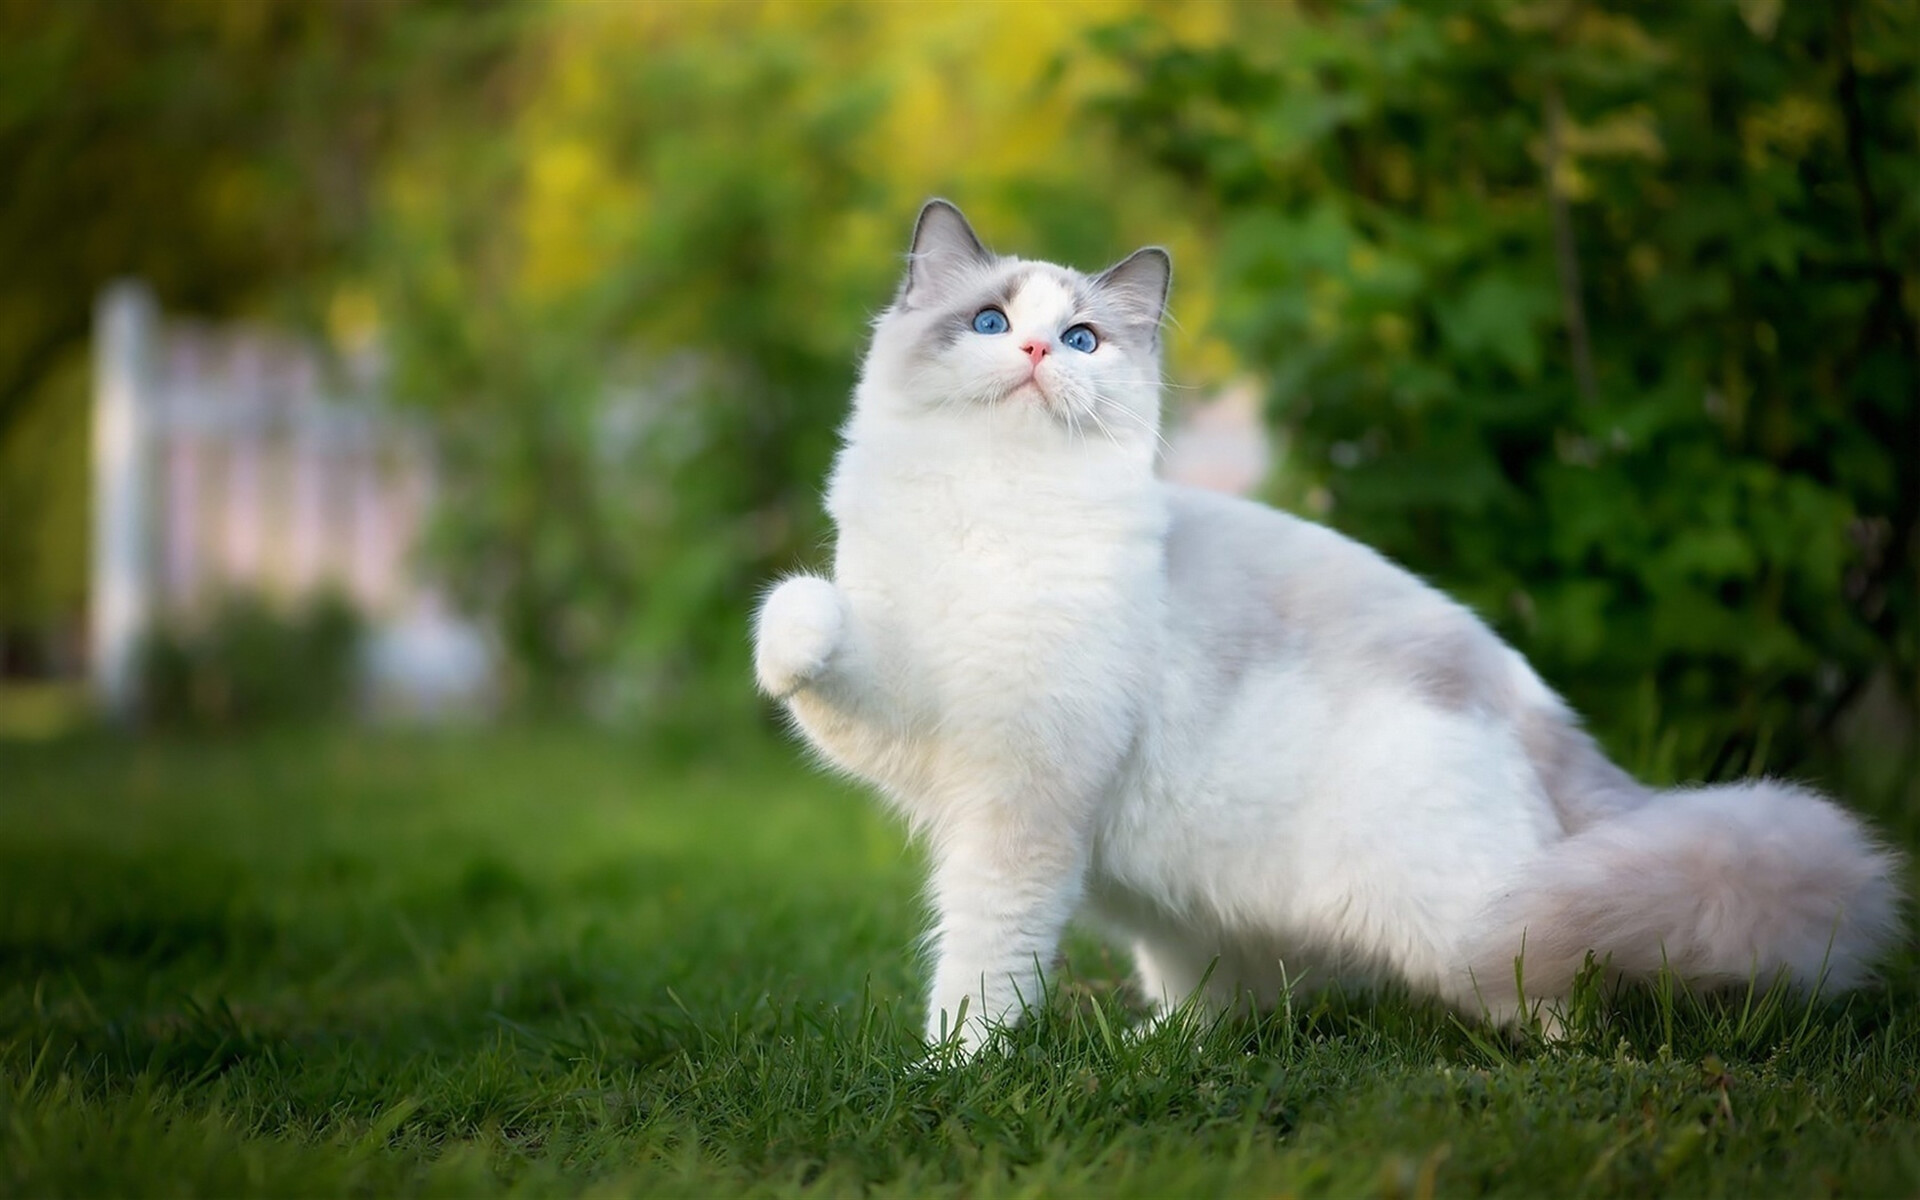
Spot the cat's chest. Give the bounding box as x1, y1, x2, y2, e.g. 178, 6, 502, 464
842, 482, 1165, 753
832, 470, 1159, 618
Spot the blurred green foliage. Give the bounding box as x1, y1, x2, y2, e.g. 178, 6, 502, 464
0, 0, 1914, 805
138, 594, 363, 730
368, 13, 882, 716
1095, 1, 1919, 794
357, 3, 1221, 720
0, 0, 515, 642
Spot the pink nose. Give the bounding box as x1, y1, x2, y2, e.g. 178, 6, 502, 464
1021, 340, 1050, 367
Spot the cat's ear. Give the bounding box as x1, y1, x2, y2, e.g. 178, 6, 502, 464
1094, 247, 1172, 339
902, 199, 993, 308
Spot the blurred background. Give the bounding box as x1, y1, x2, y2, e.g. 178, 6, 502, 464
1, 0, 1915, 821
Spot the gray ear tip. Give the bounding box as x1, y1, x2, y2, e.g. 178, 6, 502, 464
903, 198, 991, 302
1115, 245, 1173, 271
910, 200, 989, 254
915, 198, 967, 232
1099, 245, 1174, 300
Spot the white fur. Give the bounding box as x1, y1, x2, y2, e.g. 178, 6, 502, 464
752, 204, 1905, 1052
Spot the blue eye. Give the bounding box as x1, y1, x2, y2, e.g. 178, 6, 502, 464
972, 308, 1009, 335
1063, 325, 1098, 353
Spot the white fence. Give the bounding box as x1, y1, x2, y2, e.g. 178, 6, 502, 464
89, 281, 490, 719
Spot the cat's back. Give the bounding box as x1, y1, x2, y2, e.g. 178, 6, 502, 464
1158, 484, 1528, 712
1161, 483, 1456, 630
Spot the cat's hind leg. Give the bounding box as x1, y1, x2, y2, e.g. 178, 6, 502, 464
1132, 934, 1223, 1017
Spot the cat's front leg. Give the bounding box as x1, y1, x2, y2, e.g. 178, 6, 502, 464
923, 811, 1089, 1056
754, 574, 904, 781
753, 575, 849, 700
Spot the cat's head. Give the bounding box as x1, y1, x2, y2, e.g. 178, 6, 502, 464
856, 200, 1170, 451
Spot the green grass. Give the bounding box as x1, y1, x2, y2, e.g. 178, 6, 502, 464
1, 726, 1916, 1198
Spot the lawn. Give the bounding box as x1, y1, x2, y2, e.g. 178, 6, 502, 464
2, 726, 1917, 1197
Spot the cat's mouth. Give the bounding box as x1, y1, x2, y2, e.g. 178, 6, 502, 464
988, 371, 1074, 424
1004, 372, 1056, 407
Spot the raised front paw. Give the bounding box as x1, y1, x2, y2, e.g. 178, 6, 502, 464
753, 575, 847, 699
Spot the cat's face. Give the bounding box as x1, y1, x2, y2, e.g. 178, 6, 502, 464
858, 201, 1170, 450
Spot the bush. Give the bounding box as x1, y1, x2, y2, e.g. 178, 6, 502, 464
1092, 2, 1919, 800
137, 594, 364, 730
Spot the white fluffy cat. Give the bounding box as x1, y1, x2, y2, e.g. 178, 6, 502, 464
753, 200, 1903, 1051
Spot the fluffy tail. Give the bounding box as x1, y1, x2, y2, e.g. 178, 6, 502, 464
1466, 781, 1905, 1007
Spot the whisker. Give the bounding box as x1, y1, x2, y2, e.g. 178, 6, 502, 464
1084, 405, 1127, 452
1062, 394, 1087, 451
1069, 384, 1127, 452
1093, 393, 1175, 456
986, 380, 999, 458
1099, 377, 1204, 391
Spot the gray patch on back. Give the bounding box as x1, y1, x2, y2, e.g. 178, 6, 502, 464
1387, 626, 1509, 713
1160, 486, 1651, 837
1519, 711, 1648, 833
1161, 519, 1290, 701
